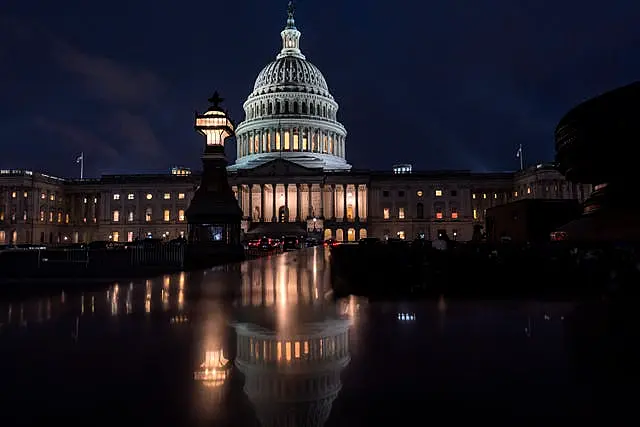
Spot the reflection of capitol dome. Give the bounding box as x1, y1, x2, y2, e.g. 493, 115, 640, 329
231, 251, 351, 427
229, 5, 350, 172
234, 321, 350, 427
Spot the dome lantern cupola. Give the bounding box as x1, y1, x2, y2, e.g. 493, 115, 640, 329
278, 1, 305, 60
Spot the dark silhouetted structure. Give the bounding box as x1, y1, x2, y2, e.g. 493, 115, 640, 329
186, 93, 244, 266
555, 82, 640, 241
486, 199, 581, 244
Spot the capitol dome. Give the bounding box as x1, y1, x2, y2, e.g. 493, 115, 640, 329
229, 5, 350, 171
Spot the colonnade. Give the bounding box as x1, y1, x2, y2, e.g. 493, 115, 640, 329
237, 128, 345, 159
233, 183, 367, 223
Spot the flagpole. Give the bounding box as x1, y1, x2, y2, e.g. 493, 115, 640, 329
518, 144, 524, 170
80, 152, 84, 180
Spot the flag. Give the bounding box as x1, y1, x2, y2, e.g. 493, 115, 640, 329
76, 154, 83, 163
516, 145, 522, 158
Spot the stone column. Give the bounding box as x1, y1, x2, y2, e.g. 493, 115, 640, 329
307, 183, 313, 219
355, 184, 359, 221
295, 184, 301, 222
271, 184, 277, 222
319, 184, 325, 219
330, 184, 336, 220
237, 185, 244, 218
248, 184, 253, 221
343, 184, 348, 221
260, 184, 265, 222
284, 184, 289, 222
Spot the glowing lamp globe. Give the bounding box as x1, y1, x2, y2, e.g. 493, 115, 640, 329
194, 92, 235, 148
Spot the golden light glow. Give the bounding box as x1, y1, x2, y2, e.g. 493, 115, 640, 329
435, 189, 442, 197
436, 212, 443, 219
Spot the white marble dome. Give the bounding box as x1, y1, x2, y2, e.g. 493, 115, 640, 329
229, 8, 350, 172
251, 56, 331, 98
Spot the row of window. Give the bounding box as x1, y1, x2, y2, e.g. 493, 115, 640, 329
382, 205, 459, 220
109, 230, 185, 242
382, 189, 457, 198
5, 192, 188, 202
113, 192, 186, 201
112, 209, 185, 223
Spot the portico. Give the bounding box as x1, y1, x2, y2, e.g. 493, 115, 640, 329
229, 160, 367, 241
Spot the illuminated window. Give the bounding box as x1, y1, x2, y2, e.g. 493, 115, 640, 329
163, 209, 170, 221
128, 193, 135, 200
23, 211, 27, 221
527, 187, 531, 194
41, 193, 46, 200
416, 190, 423, 197
146, 193, 153, 200
178, 209, 185, 221
472, 193, 476, 199
23, 191, 28, 198
483, 193, 487, 199
398, 207, 405, 219
436, 212, 443, 219
435, 190, 442, 197
112, 210, 120, 222
514, 191, 518, 198
65, 213, 69, 224
163, 193, 171, 200
451, 208, 458, 219
83, 197, 87, 204
473, 209, 478, 219
397, 231, 405, 240
11, 191, 16, 198
112, 232, 120, 242
128, 211, 134, 222
127, 232, 134, 242
145, 208, 152, 222
178, 193, 185, 200
48, 211, 53, 222
383, 208, 390, 219
50, 194, 55, 201
40, 211, 45, 222
494, 193, 498, 199
113, 194, 120, 200
57, 212, 62, 223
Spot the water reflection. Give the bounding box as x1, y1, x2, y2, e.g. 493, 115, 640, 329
0, 272, 190, 333
1, 247, 628, 424
230, 248, 352, 427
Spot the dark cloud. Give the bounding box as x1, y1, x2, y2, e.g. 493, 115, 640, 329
50, 41, 165, 107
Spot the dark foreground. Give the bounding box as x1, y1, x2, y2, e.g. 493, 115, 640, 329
0, 247, 634, 425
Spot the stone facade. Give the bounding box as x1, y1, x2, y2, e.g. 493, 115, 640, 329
0, 164, 590, 245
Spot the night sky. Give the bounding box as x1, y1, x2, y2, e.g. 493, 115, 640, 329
1, 0, 639, 178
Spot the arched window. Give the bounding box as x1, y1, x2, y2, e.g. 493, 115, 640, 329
275, 101, 281, 114
268, 102, 273, 114
310, 102, 315, 115
293, 101, 299, 114
302, 102, 308, 114
416, 203, 424, 219
284, 101, 290, 114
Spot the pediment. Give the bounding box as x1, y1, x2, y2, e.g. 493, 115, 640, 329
244, 158, 322, 177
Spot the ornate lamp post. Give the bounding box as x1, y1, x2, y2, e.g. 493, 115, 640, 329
185, 92, 244, 266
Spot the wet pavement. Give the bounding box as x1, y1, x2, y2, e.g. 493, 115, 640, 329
0, 247, 625, 424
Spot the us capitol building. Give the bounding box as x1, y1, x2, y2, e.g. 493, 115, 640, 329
0, 7, 590, 246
